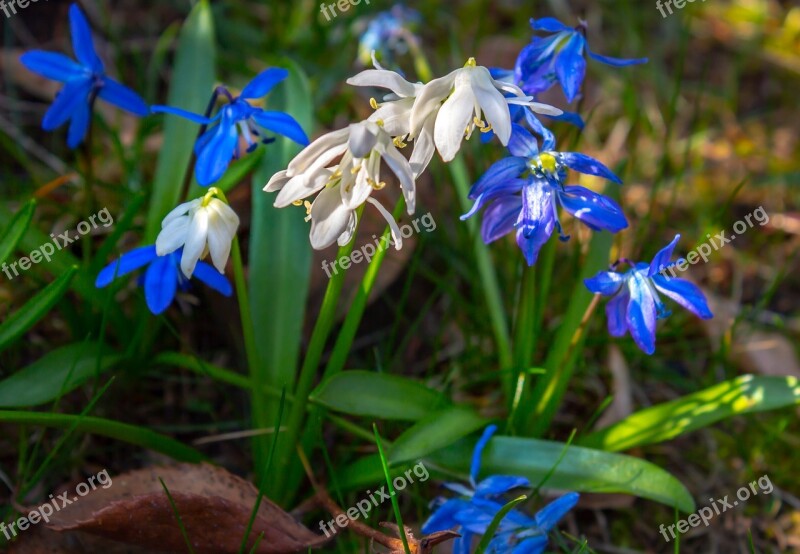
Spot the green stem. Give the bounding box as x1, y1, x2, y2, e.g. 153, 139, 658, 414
508, 264, 537, 433
81, 119, 95, 264
449, 155, 513, 396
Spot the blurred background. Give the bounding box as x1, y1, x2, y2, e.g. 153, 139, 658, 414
1, 0, 799, 552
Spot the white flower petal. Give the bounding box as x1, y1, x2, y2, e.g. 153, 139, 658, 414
337, 211, 358, 246
264, 169, 290, 192
181, 208, 209, 278
161, 198, 200, 229
348, 121, 380, 158
409, 116, 436, 179
470, 67, 512, 145
342, 161, 373, 209
274, 167, 333, 207
155, 216, 189, 255
508, 98, 563, 117
206, 199, 240, 237
366, 197, 402, 250
287, 127, 350, 176
410, 70, 457, 138
381, 142, 416, 214
309, 186, 355, 250
369, 97, 414, 137
433, 83, 474, 162
346, 69, 417, 98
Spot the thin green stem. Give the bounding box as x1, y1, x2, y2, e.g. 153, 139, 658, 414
509, 264, 537, 433
374, 424, 411, 554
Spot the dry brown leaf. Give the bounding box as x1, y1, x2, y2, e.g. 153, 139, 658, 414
594, 345, 633, 429
11, 463, 328, 554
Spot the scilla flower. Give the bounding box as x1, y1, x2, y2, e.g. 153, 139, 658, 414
95, 246, 232, 315
515, 17, 647, 102
152, 68, 309, 186
265, 119, 413, 249
156, 188, 239, 278
410, 58, 562, 162
462, 124, 627, 265
584, 234, 713, 354
20, 3, 148, 148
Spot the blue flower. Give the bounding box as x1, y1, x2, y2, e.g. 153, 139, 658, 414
152, 68, 309, 186
422, 425, 531, 554
514, 17, 647, 102
95, 245, 232, 315
357, 5, 421, 65
19, 3, 148, 148
584, 234, 714, 354
463, 124, 628, 266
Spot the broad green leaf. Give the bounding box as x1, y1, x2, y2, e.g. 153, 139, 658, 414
389, 406, 489, 465
0, 199, 35, 265
310, 371, 449, 421
579, 375, 800, 452
0, 342, 121, 407
248, 58, 314, 473
0, 410, 205, 462
338, 436, 695, 513
144, 0, 216, 241
0, 267, 76, 353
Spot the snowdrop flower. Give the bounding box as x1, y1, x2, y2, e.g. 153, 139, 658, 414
410, 58, 562, 162
265, 119, 413, 250
155, 188, 239, 278
584, 235, 713, 354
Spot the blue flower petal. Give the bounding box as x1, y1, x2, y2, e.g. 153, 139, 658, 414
516, 181, 555, 266
554, 34, 587, 102
474, 475, 530, 498
558, 185, 628, 232
471, 424, 498, 484
522, 110, 556, 151
542, 109, 585, 129
454, 531, 474, 554
20, 51, 86, 82
512, 535, 548, 554
252, 110, 310, 146
584, 270, 625, 296
95, 245, 158, 287
560, 153, 622, 184
42, 78, 92, 131
587, 49, 648, 67
508, 124, 538, 158
240, 67, 289, 99
481, 196, 521, 243
461, 179, 526, 221
652, 275, 713, 319
151, 104, 214, 124
627, 272, 658, 354
606, 288, 630, 337
468, 157, 527, 200
530, 17, 571, 33
195, 110, 239, 186
68, 4, 103, 73
514, 36, 560, 96
648, 234, 680, 276
533, 492, 579, 531
98, 77, 148, 116
67, 94, 91, 148
193, 262, 233, 296
421, 498, 470, 534
144, 253, 178, 315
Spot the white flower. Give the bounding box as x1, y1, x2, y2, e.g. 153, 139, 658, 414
156, 193, 239, 278
409, 58, 562, 162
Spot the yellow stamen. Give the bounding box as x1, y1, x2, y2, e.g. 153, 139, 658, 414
480, 124, 493, 133
464, 57, 477, 68
539, 153, 558, 173
292, 199, 304, 206
369, 97, 379, 109
393, 137, 408, 148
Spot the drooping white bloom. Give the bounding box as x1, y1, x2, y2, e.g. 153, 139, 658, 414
265, 119, 415, 250
156, 191, 239, 278
410, 58, 562, 162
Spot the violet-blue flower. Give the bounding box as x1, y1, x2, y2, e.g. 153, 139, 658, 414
515, 17, 647, 102
152, 68, 309, 186
19, 3, 148, 148
584, 234, 714, 354
95, 245, 232, 315
463, 124, 628, 266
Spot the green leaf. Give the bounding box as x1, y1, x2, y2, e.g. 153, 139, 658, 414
145, 0, 216, 241
0, 267, 77, 353
388, 406, 489, 465
429, 435, 695, 513
247, 57, 313, 474
0, 410, 205, 462
310, 371, 449, 421
579, 375, 800, 452
474, 495, 528, 554
0, 342, 121, 407
0, 199, 35, 265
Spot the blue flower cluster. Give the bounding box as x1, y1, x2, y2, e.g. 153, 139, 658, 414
423, 425, 579, 553
463, 15, 710, 354
21, 4, 308, 315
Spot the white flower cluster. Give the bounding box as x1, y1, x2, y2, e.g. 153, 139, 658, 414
264, 56, 561, 250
